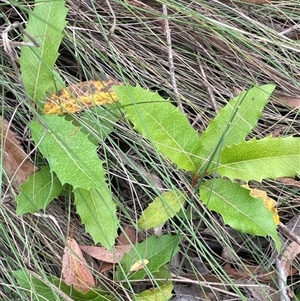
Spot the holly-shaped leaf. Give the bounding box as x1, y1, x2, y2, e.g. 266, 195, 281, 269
115, 234, 182, 280
30, 115, 106, 190
197, 84, 275, 174
74, 187, 118, 250
218, 136, 300, 182
31, 115, 117, 248
16, 166, 62, 215
19, 0, 68, 101
114, 85, 202, 172
200, 178, 281, 250
138, 190, 185, 229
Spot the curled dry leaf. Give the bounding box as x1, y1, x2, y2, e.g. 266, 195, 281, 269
62, 237, 95, 293
44, 80, 121, 115
80, 244, 132, 263
0, 116, 37, 186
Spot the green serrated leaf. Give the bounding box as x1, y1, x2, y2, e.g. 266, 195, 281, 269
30, 115, 106, 190
200, 178, 281, 250
135, 284, 173, 301
218, 136, 300, 182
70, 103, 121, 145
198, 85, 275, 174
74, 186, 118, 250
138, 190, 185, 229
16, 166, 62, 215
19, 0, 68, 101
114, 85, 202, 172
116, 234, 182, 281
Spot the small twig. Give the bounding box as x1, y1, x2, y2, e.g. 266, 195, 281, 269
276, 222, 300, 301
105, 0, 117, 38
2, 21, 40, 47
162, 4, 183, 113
33, 213, 64, 238
275, 257, 291, 301
196, 51, 218, 113
279, 23, 300, 36
278, 222, 300, 246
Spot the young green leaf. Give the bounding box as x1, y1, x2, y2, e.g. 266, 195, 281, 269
74, 187, 118, 250
14, 270, 113, 301
114, 85, 202, 172
218, 136, 300, 182
151, 265, 173, 286
13, 270, 64, 301
19, 0, 68, 101
30, 115, 106, 190
197, 84, 275, 174
200, 178, 281, 250
136, 284, 173, 301
138, 190, 185, 229
115, 234, 182, 281
16, 166, 62, 215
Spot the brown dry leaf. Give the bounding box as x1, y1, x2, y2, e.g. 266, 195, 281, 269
44, 80, 122, 115
62, 237, 95, 293
277, 96, 300, 109
99, 261, 115, 273
276, 177, 300, 188
117, 225, 139, 246
0, 116, 37, 186
242, 185, 280, 225
223, 262, 278, 282
281, 241, 300, 277
96, 225, 139, 272
80, 244, 132, 263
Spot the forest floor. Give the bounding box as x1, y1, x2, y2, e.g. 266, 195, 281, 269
1, 1, 300, 300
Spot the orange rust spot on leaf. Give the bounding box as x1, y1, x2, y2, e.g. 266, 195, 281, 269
242, 185, 280, 225
44, 80, 122, 115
